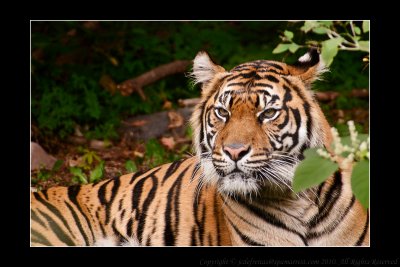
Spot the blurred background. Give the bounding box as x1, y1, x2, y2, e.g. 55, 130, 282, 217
31, 21, 369, 190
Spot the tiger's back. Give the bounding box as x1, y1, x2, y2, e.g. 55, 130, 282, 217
31, 157, 231, 246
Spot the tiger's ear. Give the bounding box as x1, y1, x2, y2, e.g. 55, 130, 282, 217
191, 51, 225, 86
287, 48, 327, 87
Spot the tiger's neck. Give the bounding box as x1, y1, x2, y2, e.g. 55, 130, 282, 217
219, 170, 369, 246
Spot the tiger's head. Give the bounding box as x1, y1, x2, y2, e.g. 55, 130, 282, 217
190, 49, 333, 197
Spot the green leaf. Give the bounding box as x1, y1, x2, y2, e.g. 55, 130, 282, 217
125, 160, 137, 173
89, 161, 104, 183
358, 41, 369, 52
272, 44, 290, 54
312, 27, 328, 34
351, 160, 369, 209
362, 21, 370, 33
288, 43, 300, 53
284, 30, 294, 41
354, 26, 361, 35
301, 21, 319, 32
293, 148, 339, 193
52, 160, 63, 172
321, 37, 343, 66
70, 167, 88, 184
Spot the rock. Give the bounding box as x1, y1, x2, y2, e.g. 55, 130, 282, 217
31, 142, 57, 171
119, 107, 193, 142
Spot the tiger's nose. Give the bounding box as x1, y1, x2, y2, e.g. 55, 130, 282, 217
223, 143, 250, 161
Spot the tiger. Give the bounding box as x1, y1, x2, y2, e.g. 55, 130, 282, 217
31, 48, 369, 246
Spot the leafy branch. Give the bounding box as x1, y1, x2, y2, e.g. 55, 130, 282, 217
293, 121, 369, 209
273, 21, 370, 66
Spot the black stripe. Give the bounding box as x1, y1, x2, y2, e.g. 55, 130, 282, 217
68, 186, 95, 241
227, 82, 245, 87
207, 111, 214, 128
282, 77, 307, 104
253, 83, 272, 88
107, 178, 121, 224
95, 209, 106, 237
131, 167, 161, 185
265, 62, 284, 71
213, 91, 219, 102
199, 100, 207, 154
120, 209, 125, 221
241, 71, 256, 79
33, 192, 76, 240
280, 108, 301, 151
98, 179, 113, 206
199, 202, 207, 246
136, 175, 158, 243
191, 227, 197, 246
37, 209, 75, 245
118, 198, 123, 211
126, 217, 134, 238
269, 95, 279, 105
64, 201, 90, 245
308, 171, 343, 228
130, 168, 162, 221
287, 108, 301, 151
129, 170, 145, 184
256, 69, 280, 74
306, 196, 356, 239
283, 85, 293, 102
266, 203, 306, 226
254, 95, 260, 108
162, 159, 183, 186
236, 196, 307, 245
164, 166, 188, 245
356, 210, 369, 246
41, 189, 49, 200
265, 75, 279, 83
224, 199, 272, 232
111, 219, 125, 244
227, 73, 245, 82
31, 209, 46, 227
277, 107, 290, 129
303, 102, 312, 142
226, 217, 264, 246
31, 229, 52, 246
316, 182, 325, 205
193, 187, 204, 246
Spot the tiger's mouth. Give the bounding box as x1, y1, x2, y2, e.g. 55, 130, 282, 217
211, 157, 299, 196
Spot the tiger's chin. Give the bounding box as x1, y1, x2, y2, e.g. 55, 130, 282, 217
217, 172, 261, 197
200, 158, 297, 198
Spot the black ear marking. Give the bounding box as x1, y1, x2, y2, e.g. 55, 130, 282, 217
294, 47, 320, 68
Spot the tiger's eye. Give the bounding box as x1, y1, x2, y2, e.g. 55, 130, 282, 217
216, 107, 229, 118
263, 108, 276, 118
259, 108, 278, 121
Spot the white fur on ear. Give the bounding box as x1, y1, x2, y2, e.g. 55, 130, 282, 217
298, 52, 312, 63
190, 51, 224, 85
291, 48, 328, 84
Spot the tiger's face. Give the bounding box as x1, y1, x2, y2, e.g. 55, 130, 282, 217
190, 49, 332, 196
